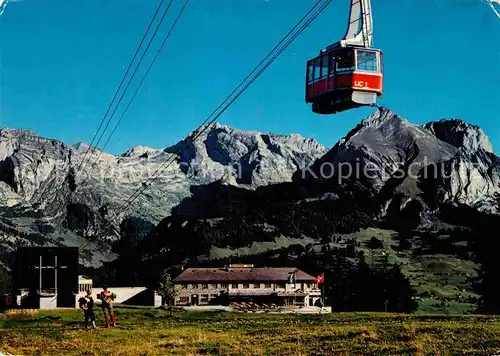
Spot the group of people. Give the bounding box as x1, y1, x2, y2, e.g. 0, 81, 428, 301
78, 286, 117, 329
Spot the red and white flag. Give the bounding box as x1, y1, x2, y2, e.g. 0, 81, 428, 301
314, 272, 324, 284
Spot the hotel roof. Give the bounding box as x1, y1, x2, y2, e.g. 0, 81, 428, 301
173, 267, 316, 283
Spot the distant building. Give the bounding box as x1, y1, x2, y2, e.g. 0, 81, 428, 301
11, 247, 79, 309
78, 275, 93, 293
173, 265, 322, 307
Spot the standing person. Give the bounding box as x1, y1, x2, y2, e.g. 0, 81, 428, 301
78, 290, 97, 329
99, 286, 117, 327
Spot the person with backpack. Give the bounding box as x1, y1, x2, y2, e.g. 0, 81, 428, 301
99, 286, 117, 327
78, 290, 97, 329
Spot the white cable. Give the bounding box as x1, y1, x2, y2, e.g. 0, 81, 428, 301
485, 0, 500, 19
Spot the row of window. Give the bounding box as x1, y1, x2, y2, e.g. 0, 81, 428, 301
307, 49, 380, 83
180, 283, 228, 289
180, 283, 315, 289
78, 284, 92, 292
177, 294, 218, 303
233, 283, 274, 289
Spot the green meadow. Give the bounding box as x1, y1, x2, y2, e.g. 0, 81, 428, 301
2, 306, 500, 355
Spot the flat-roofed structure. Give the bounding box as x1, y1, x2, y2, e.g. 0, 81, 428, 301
11, 247, 79, 309
173, 265, 322, 307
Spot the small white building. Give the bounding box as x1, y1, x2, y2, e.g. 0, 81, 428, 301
78, 275, 93, 293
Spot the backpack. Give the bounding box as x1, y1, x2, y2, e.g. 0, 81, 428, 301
101, 291, 117, 303
78, 297, 87, 309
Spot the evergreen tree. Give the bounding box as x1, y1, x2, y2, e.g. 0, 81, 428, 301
157, 269, 177, 307
466, 208, 500, 314
366, 236, 384, 249
380, 264, 418, 313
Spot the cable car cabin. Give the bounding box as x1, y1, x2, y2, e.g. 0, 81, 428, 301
305, 46, 383, 114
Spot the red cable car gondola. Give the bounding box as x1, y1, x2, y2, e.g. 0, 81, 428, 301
305, 0, 383, 114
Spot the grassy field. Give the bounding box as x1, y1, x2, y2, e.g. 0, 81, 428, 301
2, 306, 500, 355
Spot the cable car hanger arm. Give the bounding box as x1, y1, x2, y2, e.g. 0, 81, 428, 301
325, 0, 373, 51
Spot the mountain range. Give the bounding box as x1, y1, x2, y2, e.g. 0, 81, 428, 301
0, 123, 326, 266
1, 107, 499, 313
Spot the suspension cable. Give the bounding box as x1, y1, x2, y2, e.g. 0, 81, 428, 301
76, 0, 177, 176
105, 0, 332, 225
79, 0, 332, 250
32, 0, 168, 209
86, 0, 190, 172
46, 0, 189, 245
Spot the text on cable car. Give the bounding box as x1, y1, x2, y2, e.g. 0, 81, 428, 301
354, 81, 368, 88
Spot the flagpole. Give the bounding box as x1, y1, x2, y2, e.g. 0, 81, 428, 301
322, 280, 324, 307
314, 272, 325, 309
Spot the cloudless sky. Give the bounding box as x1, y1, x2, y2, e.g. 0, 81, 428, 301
0, 0, 499, 154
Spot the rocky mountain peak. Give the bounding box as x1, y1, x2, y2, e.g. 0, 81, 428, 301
297, 107, 499, 217
165, 122, 327, 187
121, 145, 159, 158
73, 142, 94, 154
336, 107, 406, 146
424, 119, 493, 153
361, 106, 404, 127
0, 128, 37, 138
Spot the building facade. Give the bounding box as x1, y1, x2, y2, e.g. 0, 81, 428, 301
173, 265, 322, 307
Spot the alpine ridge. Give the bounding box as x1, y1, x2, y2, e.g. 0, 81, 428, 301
0, 124, 326, 266
297, 107, 500, 217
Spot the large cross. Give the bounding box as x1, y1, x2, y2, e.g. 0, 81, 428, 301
32, 255, 68, 293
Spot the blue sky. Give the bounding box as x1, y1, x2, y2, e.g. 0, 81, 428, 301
0, 0, 499, 154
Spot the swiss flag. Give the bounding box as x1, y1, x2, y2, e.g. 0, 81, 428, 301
314, 272, 324, 284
